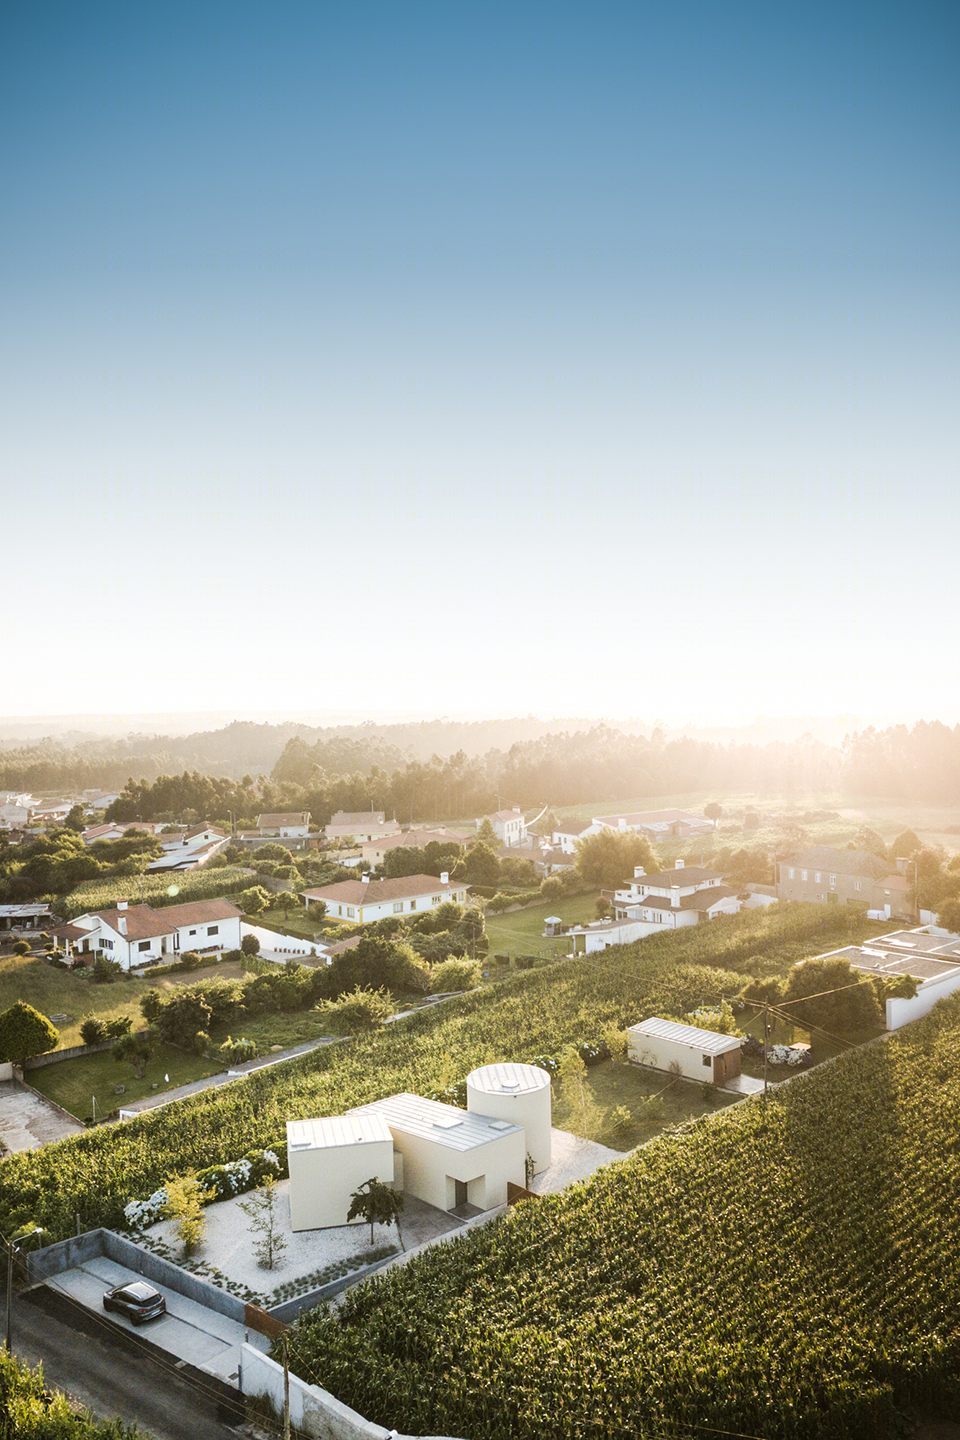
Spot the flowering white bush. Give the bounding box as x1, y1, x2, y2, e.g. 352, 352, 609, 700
124, 1187, 169, 1230
767, 1044, 807, 1067
123, 1147, 284, 1228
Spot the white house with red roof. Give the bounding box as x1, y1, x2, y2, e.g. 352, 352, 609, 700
479, 809, 527, 848
302, 872, 467, 925
70, 898, 242, 970
359, 827, 465, 867
559, 859, 741, 954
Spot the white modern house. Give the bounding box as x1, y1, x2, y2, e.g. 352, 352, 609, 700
286, 1062, 550, 1231
815, 927, 960, 1030
70, 898, 243, 970
324, 811, 399, 844
302, 872, 467, 924
628, 1016, 742, 1085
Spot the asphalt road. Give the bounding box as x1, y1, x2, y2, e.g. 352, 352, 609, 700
12, 1283, 250, 1440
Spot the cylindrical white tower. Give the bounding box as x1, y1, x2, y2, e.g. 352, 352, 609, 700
466, 1062, 552, 1173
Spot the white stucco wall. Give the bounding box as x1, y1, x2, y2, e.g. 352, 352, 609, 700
287, 1125, 395, 1231
388, 1125, 525, 1211
885, 969, 960, 1030
466, 1064, 552, 1171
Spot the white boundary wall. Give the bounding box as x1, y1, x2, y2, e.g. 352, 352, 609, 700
885, 969, 960, 1029
240, 1343, 465, 1440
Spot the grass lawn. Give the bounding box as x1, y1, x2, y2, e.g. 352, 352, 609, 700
0, 954, 241, 1051
484, 893, 600, 962
27, 1041, 222, 1120
248, 907, 340, 942
553, 1057, 739, 1152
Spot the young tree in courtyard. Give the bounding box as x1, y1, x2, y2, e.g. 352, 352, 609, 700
347, 1176, 404, 1246
238, 1176, 287, 1269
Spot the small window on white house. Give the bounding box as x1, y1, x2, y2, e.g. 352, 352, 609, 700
703, 1055, 711, 1067
432, 896, 441, 905
138, 941, 150, 952
189, 929, 197, 936
815, 873, 821, 883
337, 905, 343, 915
393, 902, 403, 913
347, 907, 355, 918
103, 938, 113, 949
208, 925, 218, 935
855, 882, 862, 891
830, 874, 837, 885
801, 870, 808, 881
788, 868, 795, 879
409, 900, 417, 910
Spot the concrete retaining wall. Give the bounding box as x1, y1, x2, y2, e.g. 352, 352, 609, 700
240, 1344, 464, 1440
24, 1038, 116, 1069
26, 1228, 246, 1321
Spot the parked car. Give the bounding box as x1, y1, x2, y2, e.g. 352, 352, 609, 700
102, 1281, 167, 1324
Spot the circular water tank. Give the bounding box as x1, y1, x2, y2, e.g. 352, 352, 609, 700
466, 1062, 552, 1172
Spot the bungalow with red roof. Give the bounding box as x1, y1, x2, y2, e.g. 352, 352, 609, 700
70, 898, 242, 970
302, 872, 467, 925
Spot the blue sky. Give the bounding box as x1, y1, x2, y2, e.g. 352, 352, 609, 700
3, 1, 958, 727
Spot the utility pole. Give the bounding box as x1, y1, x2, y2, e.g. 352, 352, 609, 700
282, 1333, 291, 1440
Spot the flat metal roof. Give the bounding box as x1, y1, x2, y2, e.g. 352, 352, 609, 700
466, 1062, 551, 1095
628, 1016, 742, 1055
351, 1092, 523, 1151
0, 904, 54, 917
286, 1113, 393, 1152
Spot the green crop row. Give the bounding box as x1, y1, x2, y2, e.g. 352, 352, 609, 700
288, 992, 960, 1439
57, 866, 254, 918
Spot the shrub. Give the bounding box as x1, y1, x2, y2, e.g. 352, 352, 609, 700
219, 1036, 259, 1065
430, 957, 482, 994
320, 987, 393, 1034
241, 934, 261, 956
91, 955, 122, 983
179, 951, 203, 971
12, 940, 31, 956
104, 1016, 133, 1038
80, 1018, 108, 1046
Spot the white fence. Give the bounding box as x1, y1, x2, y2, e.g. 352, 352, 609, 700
240, 923, 327, 962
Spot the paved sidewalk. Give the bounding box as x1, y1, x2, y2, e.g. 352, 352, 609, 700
118, 1036, 342, 1116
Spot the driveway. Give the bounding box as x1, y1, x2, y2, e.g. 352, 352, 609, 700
0, 1079, 85, 1151
42, 1251, 270, 1383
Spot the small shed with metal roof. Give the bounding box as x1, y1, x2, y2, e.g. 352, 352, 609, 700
628, 1016, 742, 1085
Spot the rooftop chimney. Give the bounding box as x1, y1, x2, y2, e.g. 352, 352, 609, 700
675, 859, 685, 869
618, 818, 626, 830
440, 871, 449, 885
118, 915, 127, 935
361, 872, 371, 884
634, 866, 646, 879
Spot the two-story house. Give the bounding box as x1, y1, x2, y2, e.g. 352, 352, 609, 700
559, 859, 741, 954
257, 812, 312, 838
479, 810, 527, 848
777, 846, 911, 919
